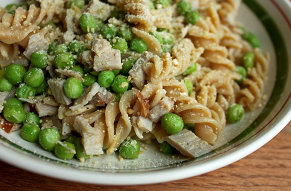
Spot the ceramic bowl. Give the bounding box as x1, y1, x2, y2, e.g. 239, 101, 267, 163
0, 0, 290, 185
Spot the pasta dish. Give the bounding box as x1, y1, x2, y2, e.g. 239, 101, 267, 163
0, 0, 269, 161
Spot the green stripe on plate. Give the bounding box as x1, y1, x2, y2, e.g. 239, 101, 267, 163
0, 0, 289, 172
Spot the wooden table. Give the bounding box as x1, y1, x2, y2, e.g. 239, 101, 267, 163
0, 122, 290, 191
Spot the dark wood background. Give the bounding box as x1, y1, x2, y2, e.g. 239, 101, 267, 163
0, 121, 290, 191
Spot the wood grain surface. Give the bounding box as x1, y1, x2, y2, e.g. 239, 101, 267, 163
0, 121, 290, 191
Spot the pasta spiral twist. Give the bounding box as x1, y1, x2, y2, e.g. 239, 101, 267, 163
117, 0, 153, 32
217, 0, 241, 25
142, 39, 204, 82
0, 0, 64, 44
237, 49, 269, 110
162, 79, 223, 145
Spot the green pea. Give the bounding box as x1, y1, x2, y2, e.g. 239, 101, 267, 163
42, 22, 57, 29
74, 137, 90, 160
3, 105, 25, 124
35, 81, 48, 95
98, 70, 115, 88
17, 3, 29, 10
148, 0, 155, 9
151, 31, 174, 52
16, 84, 36, 99
110, 9, 126, 20
54, 44, 68, 55
112, 70, 120, 76
242, 31, 260, 48
121, 57, 137, 75
161, 113, 184, 135
5, 4, 17, 11
5, 64, 26, 85
177, 0, 191, 15
184, 123, 195, 130
184, 80, 193, 95
38, 128, 61, 151
48, 41, 57, 55
227, 104, 244, 123
30, 51, 49, 69
183, 63, 197, 75
65, 135, 78, 144
54, 52, 75, 69
130, 38, 148, 53
119, 139, 140, 159
112, 37, 128, 54
118, 25, 133, 42
69, 40, 85, 55
0, 68, 5, 78
24, 68, 45, 88
54, 141, 76, 160
4, 98, 22, 108
243, 52, 255, 69
21, 123, 40, 143
235, 66, 247, 83
79, 13, 100, 33
101, 24, 118, 39
111, 75, 129, 93
64, 77, 84, 99
90, 71, 99, 76
24, 112, 41, 126
159, 142, 174, 155
71, 65, 84, 75
67, 0, 85, 9
185, 11, 200, 25
83, 74, 96, 87
0, 78, 13, 92
114, 93, 122, 101
154, 0, 171, 8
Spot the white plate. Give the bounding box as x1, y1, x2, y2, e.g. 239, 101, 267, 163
0, 0, 290, 185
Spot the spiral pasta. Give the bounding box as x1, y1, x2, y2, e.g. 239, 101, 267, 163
237, 49, 269, 110
117, 0, 153, 32
0, 0, 64, 44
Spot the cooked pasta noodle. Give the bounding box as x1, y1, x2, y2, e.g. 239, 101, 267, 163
0, 0, 269, 160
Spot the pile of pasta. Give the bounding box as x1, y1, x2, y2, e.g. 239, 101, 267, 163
0, 0, 269, 159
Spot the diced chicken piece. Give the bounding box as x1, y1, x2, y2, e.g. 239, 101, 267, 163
73, 116, 104, 155
35, 103, 58, 117
43, 96, 59, 107
89, 87, 114, 106
41, 116, 61, 131
92, 39, 122, 72
166, 129, 213, 158
129, 52, 153, 89
149, 96, 174, 122
55, 69, 84, 82
48, 79, 72, 105
63, 9, 81, 42
70, 83, 113, 110
136, 116, 153, 132
24, 33, 50, 58
0, 89, 17, 112
87, 0, 114, 21
61, 122, 72, 137
80, 50, 93, 65
0, 92, 9, 112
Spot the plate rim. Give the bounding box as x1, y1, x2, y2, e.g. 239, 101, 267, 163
0, 0, 290, 185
